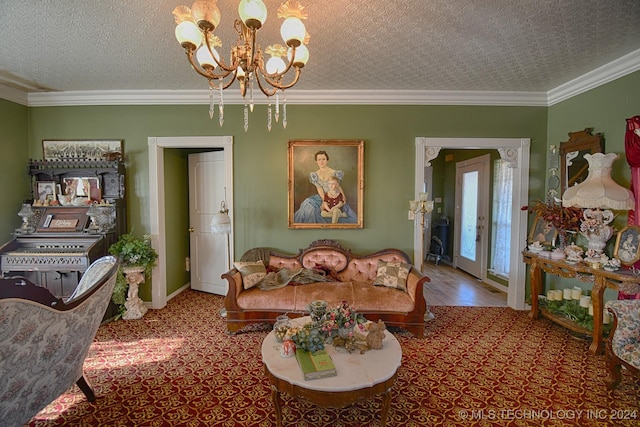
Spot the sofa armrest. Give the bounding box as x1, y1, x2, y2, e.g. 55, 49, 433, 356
222, 269, 243, 311
407, 268, 429, 305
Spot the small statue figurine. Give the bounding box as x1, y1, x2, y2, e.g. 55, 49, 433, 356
366, 320, 386, 350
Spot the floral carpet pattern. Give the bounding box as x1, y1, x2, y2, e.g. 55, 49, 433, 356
30, 289, 639, 426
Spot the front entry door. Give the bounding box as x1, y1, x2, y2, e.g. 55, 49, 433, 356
454, 154, 490, 279
188, 151, 228, 295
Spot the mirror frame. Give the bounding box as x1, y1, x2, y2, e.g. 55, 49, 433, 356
559, 128, 604, 194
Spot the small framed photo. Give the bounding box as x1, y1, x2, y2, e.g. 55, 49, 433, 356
36, 181, 56, 202
528, 215, 558, 245
62, 177, 101, 201
614, 226, 640, 265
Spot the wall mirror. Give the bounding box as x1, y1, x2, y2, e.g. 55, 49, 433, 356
559, 128, 604, 194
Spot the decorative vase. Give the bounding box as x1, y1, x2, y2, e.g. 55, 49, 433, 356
580, 208, 615, 253
309, 300, 327, 327
273, 315, 292, 343
122, 266, 148, 320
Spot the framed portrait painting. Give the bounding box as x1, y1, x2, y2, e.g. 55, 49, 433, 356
528, 215, 558, 245
614, 226, 640, 266
288, 140, 364, 229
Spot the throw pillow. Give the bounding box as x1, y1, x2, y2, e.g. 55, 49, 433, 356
373, 260, 411, 291
234, 261, 267, 289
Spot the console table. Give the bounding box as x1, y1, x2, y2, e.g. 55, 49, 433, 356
523, 251, 640, 354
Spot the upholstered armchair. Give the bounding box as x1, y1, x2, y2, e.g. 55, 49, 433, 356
0, 256, 119, 426
605, 299, 640, 389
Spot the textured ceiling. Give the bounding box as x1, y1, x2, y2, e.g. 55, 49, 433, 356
1, 0, 639, 104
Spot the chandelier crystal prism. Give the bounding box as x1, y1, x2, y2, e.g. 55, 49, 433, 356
172, 0, 310, 131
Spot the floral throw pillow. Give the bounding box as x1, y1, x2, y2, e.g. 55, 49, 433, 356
233, 261, 267, 290
373, 260, 411, 291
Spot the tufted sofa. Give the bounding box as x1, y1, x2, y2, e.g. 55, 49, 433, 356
605, 299, 640, 389
222, 239, 430, 338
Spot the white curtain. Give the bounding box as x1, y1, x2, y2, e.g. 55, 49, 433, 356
491, 159, 512, 277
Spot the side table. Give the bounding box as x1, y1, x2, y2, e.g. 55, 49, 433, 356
523, 251, 640, 354
261, 317, 402, 427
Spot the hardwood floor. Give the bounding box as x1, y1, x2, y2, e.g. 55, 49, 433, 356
422, 261, 507, 307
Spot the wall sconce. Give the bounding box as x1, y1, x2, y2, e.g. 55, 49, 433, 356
409, 192, 434, 230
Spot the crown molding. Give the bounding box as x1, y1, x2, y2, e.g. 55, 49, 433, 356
26, 89, 548, 107
0, 83, 28, 105
3, 49, 638, 108
547, 48, 640, 106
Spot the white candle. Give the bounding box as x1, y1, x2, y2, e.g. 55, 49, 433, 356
546, 290, 554, 300
563, 288, 573, 300
580, 295, 591, 308
603, 310, 611, 324
588, 303, 594, 316
571, 288, 582, 300
554, 290, 563, 301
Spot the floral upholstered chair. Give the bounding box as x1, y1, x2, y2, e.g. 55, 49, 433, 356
0, 256, 119, 426
605, 299, 640, 389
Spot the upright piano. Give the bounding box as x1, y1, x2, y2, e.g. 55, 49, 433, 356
0, 206, 113, 300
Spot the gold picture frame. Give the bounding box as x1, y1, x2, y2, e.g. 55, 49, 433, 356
614, 226, 640, 266
288, 140, 364, 229
528, 215, 558, 246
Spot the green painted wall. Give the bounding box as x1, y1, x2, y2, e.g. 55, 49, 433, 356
163, 148, 191, 296
0, 99, 29, 241
20, 103, 547, 297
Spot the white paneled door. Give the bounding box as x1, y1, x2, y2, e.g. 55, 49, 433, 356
188, 151, 228, 295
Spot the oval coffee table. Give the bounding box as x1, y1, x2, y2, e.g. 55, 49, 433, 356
261, 317, 402, 427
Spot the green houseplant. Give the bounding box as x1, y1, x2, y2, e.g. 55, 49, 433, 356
108, 232, 158, 318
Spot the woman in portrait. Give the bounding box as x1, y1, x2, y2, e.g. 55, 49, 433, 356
293, 150, 357, 223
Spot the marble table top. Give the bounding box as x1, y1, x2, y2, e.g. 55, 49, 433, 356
261, 316, 402, 392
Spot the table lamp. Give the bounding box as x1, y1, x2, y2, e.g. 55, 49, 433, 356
562, 153, 634, 259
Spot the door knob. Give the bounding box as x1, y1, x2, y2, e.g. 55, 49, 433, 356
188, 227, 195, 232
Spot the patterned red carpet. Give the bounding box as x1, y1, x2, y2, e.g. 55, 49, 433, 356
30, 289, 639, 426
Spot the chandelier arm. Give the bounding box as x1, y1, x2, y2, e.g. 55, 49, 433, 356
259, 67, 302, 91
203, 30, 240, 73
185, 49, 234, 81
253, 72, 277, 97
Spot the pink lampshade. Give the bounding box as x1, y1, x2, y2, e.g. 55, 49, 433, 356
562, 153, 634, 210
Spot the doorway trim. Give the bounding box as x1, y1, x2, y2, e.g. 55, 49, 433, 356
415, 137, 530, 310
148, 136, 233, 310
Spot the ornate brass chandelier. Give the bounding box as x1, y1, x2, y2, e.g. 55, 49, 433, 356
172, 0, 310, 131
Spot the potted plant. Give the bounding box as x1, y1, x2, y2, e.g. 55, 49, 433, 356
108, 232, 158, 319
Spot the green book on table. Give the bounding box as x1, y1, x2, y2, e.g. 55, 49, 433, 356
295, 349, 337, 380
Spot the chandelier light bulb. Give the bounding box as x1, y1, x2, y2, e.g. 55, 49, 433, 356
175, 20, 203, 49
190, 0, 221, 30
280, 17, 305, 47
266, 56, 286, 74
196, 45, 220, 68
238, 0, 268, 29
288, 44, 309, 67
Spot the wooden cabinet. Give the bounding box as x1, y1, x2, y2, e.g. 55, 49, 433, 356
523, 251, 640, 354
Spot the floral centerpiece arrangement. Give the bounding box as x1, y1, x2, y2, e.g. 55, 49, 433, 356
526, 200, 583, 246
108, 232, 158, 317
321, 300, 367, 338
